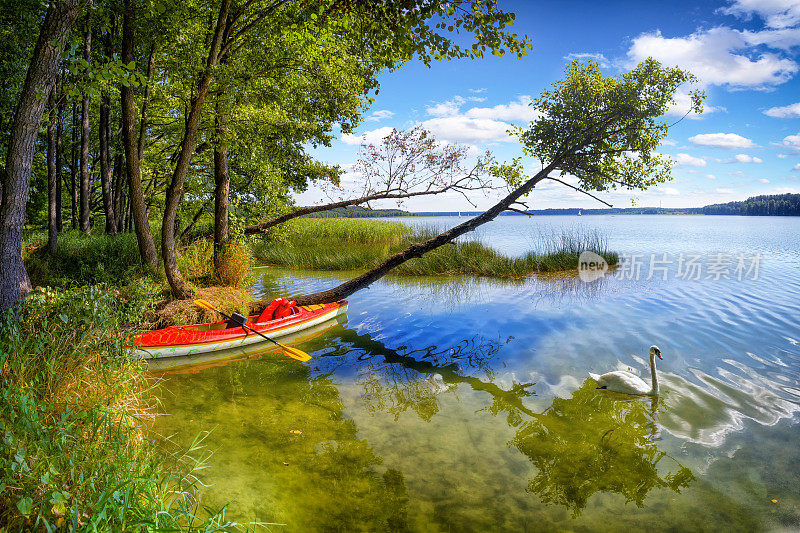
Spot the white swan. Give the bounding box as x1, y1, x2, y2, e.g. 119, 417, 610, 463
590, 345, 662, 396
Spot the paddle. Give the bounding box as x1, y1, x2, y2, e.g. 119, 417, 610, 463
193, 299, 311, 362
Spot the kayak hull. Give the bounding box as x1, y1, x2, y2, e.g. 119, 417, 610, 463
128, 301, 347, 359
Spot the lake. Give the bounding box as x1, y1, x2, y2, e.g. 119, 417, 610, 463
152, 215, 800, 531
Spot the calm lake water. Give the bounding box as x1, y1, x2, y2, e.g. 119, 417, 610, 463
152, 215, 800, 531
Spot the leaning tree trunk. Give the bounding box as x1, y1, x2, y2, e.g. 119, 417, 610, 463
0, 0, 80, 312
47, 83, 58, 255
259, 158, 564, 308
79, 14, 91, 234
121, 0, 157, 266
161, 0, 231, 299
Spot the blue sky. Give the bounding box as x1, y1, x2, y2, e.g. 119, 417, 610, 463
298, 0, 800, 211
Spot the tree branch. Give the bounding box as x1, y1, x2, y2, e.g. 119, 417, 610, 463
546, 177, 613, 207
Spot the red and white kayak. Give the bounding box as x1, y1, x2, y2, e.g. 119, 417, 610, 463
128, 300, 348, 359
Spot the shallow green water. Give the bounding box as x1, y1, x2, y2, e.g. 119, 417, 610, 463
153, 215, 800, 531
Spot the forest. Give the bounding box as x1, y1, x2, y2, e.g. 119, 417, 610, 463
701, 193, 800, 216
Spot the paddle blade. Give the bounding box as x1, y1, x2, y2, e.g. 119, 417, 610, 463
194, 299, 215, 311
281, 346, 311, 362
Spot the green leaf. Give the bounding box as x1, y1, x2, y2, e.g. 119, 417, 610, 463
16, 497, 33, 516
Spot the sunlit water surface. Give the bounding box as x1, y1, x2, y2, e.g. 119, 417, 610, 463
153, 215, 800, 531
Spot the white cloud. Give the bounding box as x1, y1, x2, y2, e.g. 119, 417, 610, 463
627, 27, 799, 89
366, 110, 395, 122
706, 174, 717, 179
764, 102, 800, 117
719, 0, 800, 29
464, 95, 540, 122
660, 139, 678, 146
564, 52, 610, 67
760, 178, 771, 183
777, 132, 800, 152
661, 187, 681, 195
673, 153, 707, 166
777, 153, 789, 158
340, 127, 394, 146
420, 116, 515, 144
716, 188, 735, 193
726, 153, 763, 163
425, 95, 485, 117
689, 132, 756, 149
794, 163, 800, 170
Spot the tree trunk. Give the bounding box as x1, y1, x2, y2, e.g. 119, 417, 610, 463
213, 96, 230, 275
99, 92, 116, 234
161, 0, 231, 299
112, 153, 124, 232
121, 0, 158, 267
0, 0, 80, 312
79, 14, 91, 234
137, 44, 155, 160
273, 158, 563, 307
70, 102, 78, 229
55, 82, 64, 232
47, 83, 58, 255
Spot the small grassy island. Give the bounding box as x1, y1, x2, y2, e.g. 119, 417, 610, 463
250, 218, 618, 278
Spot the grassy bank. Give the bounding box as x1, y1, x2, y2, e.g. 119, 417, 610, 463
251, 218, 618, 278
10, 231, 257, 529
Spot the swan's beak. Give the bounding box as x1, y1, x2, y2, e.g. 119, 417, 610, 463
655, 350, 662, 360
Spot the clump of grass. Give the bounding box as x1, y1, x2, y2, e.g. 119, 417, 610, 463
0, 285, 241, 530
177, 238, 215, 282
251, 218, 618, 278
533, 227, 619, 272
214, 241, 253, 287
178, 239, 253, 288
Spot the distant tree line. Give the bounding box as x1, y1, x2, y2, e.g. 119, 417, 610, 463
702, 193, 800, 216
305, 206, 413, 218
412, 193, 800, 217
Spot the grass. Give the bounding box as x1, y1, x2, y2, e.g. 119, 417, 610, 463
13, 230, 266, 529
0, 283, 250, 530
24, 229, 151, 287
251, 218, 618, 278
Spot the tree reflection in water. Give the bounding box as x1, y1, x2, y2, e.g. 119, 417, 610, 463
338, 329, 694, 516
510, 382, 694, 516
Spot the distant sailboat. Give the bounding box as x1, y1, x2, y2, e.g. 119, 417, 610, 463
578, 210, 582, 216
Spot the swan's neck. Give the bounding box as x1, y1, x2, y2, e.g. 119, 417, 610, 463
649, 354, 659, 395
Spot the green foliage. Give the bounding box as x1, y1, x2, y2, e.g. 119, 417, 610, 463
0, 285, 245, 530
517, 58, 704, 192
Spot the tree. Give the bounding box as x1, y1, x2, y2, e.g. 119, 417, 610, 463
79, 10, 91, 234
268, 58, 703, 308
243, 127, 496, 235
121, 0, 158, 267
0, 0, 81, 312
157, 0, 532, 299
